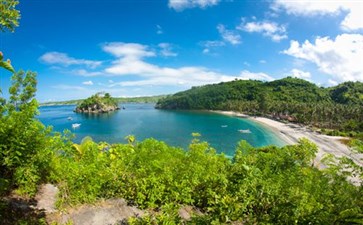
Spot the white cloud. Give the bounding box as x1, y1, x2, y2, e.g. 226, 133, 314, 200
108, 70, 234, 87
156, 25, 163, 34
82, 80, 94, 85
237, 20, 287, 42
328, 79, 339, 86
103, 42, 155, 59
272, 0, 363, 31
168, 0, 221, 11
40, 52, 102, 68
283, 34, 363, 82
238, 70, 274, 81
52, 85, 87, 91
259, 60, 267, 64
158, 43, 178, 57
202, 40, 226, 48
200, 40, 225, 54
109, 70, 273, 87
217, 24, 241, 45
288, 69, 311, 79
202, 48, 210, 54
99, 42, 274, 87
73, 69, 103, 77
47, 42, 276, 90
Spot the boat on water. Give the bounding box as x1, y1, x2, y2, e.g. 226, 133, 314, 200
72, 123, 81, 129
238, 129, 251, 133
221, 125, 228, 128
67, 117, 73, 120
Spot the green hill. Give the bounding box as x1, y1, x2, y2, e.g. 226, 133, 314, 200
156, 77, 363, 132
156, 77, 332, 110
329, 81, 363, 105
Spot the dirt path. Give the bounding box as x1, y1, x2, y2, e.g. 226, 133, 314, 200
48, 198, 144, 225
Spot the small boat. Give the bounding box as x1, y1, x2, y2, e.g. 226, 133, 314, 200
67, 117, 73, 120
72, 123, 81, 129
238, 129, 251, 133
221, 125, 228, 128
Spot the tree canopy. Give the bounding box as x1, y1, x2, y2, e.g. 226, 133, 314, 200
75, 92, 119, 113
0, 0, 20, 32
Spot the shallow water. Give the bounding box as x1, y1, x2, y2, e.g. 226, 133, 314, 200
38, 103, 286, 156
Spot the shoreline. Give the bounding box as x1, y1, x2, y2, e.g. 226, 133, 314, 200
211, 110, 363, 170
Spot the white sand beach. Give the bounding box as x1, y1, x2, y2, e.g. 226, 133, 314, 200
213, 111, 363, 170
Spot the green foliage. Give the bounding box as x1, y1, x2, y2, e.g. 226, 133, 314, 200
0, 52, 15, 73
0, 71, 361, 223
48, 135, 363, 224
0, 199, 47, 225
349, 139, 363, 154
78, 92, 118, 108
2, 72, 358, 223
0, 71, 54, 196
330, 81, 363, 105
0, 0, 20, 32
76, 92, 119, 112
156, 77, 328, 110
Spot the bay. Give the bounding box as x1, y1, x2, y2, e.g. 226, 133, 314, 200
38, 103, 286, 156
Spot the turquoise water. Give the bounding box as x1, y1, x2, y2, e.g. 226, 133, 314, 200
38, 103, 286, 156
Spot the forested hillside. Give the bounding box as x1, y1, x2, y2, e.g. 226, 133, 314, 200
156, 77, 363, 133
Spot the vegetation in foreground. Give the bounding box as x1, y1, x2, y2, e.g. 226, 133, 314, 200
51, 136, 363, 224
1, 68, 362, 224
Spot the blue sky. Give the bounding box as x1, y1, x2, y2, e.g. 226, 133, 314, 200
1, 0, 362, 102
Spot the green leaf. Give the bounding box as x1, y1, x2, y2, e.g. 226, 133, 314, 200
0, 60, 15, 73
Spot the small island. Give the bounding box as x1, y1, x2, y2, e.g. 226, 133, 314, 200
75, 92, 120, 113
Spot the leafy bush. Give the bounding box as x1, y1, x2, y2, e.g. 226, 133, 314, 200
349, 139, 363, 153
49, 135, 363, 224
0, 71, 54, 196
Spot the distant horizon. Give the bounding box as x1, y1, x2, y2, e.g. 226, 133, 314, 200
37, 75, 362, 103
39, 94, 169, 104
1, 0, 362, 102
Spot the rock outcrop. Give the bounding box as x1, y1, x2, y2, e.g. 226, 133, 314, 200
54, 198, 144, 225
75, 103, 119, 113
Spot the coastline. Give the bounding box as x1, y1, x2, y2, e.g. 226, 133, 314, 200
211, 110, 363, 170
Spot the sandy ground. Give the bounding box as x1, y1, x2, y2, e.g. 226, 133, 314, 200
213, 111, 363, 171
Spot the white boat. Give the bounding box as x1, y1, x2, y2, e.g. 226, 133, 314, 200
221, 125, 228, 128
67, 117, 73, 120
72, 123, 81, 129
238, 129, 251, 133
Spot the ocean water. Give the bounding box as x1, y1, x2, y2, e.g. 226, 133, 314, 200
38, 103, 286, 156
